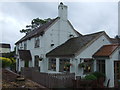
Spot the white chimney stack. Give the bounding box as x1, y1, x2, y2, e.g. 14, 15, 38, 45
58, 2, 68, 21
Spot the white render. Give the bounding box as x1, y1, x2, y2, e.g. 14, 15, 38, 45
16, 3, 79, 72
104, 48, 120, 87
15, 3, 120, 88
0, 47, 10, 53
74, 34, 111, 77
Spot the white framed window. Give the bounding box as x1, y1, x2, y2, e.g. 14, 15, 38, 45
24, 41, 27, 50
59, 58, 70, 72
34, 37, 40, 48
48, 58, 56, 71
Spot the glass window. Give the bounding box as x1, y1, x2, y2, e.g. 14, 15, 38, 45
34, 55, 39, 67
59, 58, 70, 72
83, 60, 94, 74
48, 58, 56, 71
24, 41, 27, 50
97, 60, 105, 74
35, 37, 40, 48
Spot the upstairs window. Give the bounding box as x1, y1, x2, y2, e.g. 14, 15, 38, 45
35, 37, 40, 48
20, 43, 23, 49
24, 41, 27, 50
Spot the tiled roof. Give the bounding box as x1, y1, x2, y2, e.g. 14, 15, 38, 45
46, 31, 105, 57
0, 43, 11, 48
15, 17, 83, 45
18, 50, 32, 61
15, 17, 60, 45
93, 44, 119, 58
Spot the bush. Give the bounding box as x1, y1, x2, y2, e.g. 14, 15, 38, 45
85, 74, 97, 80
0, 57, 16, 68
92, 72, 105, 79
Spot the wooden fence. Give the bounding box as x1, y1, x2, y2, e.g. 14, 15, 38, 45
21, 67, 75, 88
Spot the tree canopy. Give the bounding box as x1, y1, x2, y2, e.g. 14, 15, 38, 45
20, 18, 52, 34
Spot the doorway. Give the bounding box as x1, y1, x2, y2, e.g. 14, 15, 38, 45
114, 61, 120, 87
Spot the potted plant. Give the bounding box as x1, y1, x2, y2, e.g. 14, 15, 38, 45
79, 62, 86, 68
65, 62, 72, 67
92, 71, 106, 87
84, 74, 97, 81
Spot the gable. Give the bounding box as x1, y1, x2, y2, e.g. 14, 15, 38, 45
76, 32, 111, 58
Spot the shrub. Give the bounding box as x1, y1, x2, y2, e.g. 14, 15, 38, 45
0, 57, 16, 68
92, 72, 105, 79
85, 74, 97, 80
79, 62, 86, 68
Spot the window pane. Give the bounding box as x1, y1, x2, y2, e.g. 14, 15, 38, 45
35, 55, 39, 67
59, 58, 70, 72
48, 58, 56, 71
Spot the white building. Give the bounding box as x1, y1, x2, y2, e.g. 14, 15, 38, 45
15, 2, 80, 72
0, 43, 11, 53
15, 3, 120, 87
93, 44, 120, 87
46, 31, 112, 86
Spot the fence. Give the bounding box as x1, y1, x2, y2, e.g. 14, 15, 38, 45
21, 67, 75, 88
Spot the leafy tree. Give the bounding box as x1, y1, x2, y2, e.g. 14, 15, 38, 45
20, 18, 52, 34
1, 51, 16, 70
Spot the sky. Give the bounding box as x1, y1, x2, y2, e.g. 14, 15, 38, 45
0, 2, 118, 51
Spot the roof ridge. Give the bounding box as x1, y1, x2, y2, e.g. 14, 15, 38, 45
15, 17, 59, 44
84, 31, 105, 36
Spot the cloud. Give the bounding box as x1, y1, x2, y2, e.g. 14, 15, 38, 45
0, 2, 118, 51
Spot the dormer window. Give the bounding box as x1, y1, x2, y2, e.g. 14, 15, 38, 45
35, 37, 40, 48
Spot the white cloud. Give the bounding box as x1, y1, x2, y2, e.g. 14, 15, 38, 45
0, 2, 118, 51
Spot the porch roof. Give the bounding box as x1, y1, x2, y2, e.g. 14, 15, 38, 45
93, 44, 119, 58
18, 50, 32, 61
46, 31, 105, 57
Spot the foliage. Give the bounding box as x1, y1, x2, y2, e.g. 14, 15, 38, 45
92, 72, 105, 79
2, 51, 15, 58
79, 62, 86, 68
0, 57, 12, 68
65, 62, 72, 67
84, 74, 97, 81
1, 51, 16, 69
20, 18, 52, 34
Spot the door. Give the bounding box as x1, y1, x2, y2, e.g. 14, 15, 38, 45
34, 55, 40, 71
114, 61, 120, 87
25, 61, 29, 67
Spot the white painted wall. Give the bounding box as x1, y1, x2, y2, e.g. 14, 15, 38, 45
105, 48, 120, 87
0, 48, 10, 53
16, 18, 78, 72
70, 35, 111, 77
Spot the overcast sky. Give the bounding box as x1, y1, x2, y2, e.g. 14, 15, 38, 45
0, 2, 118, 51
